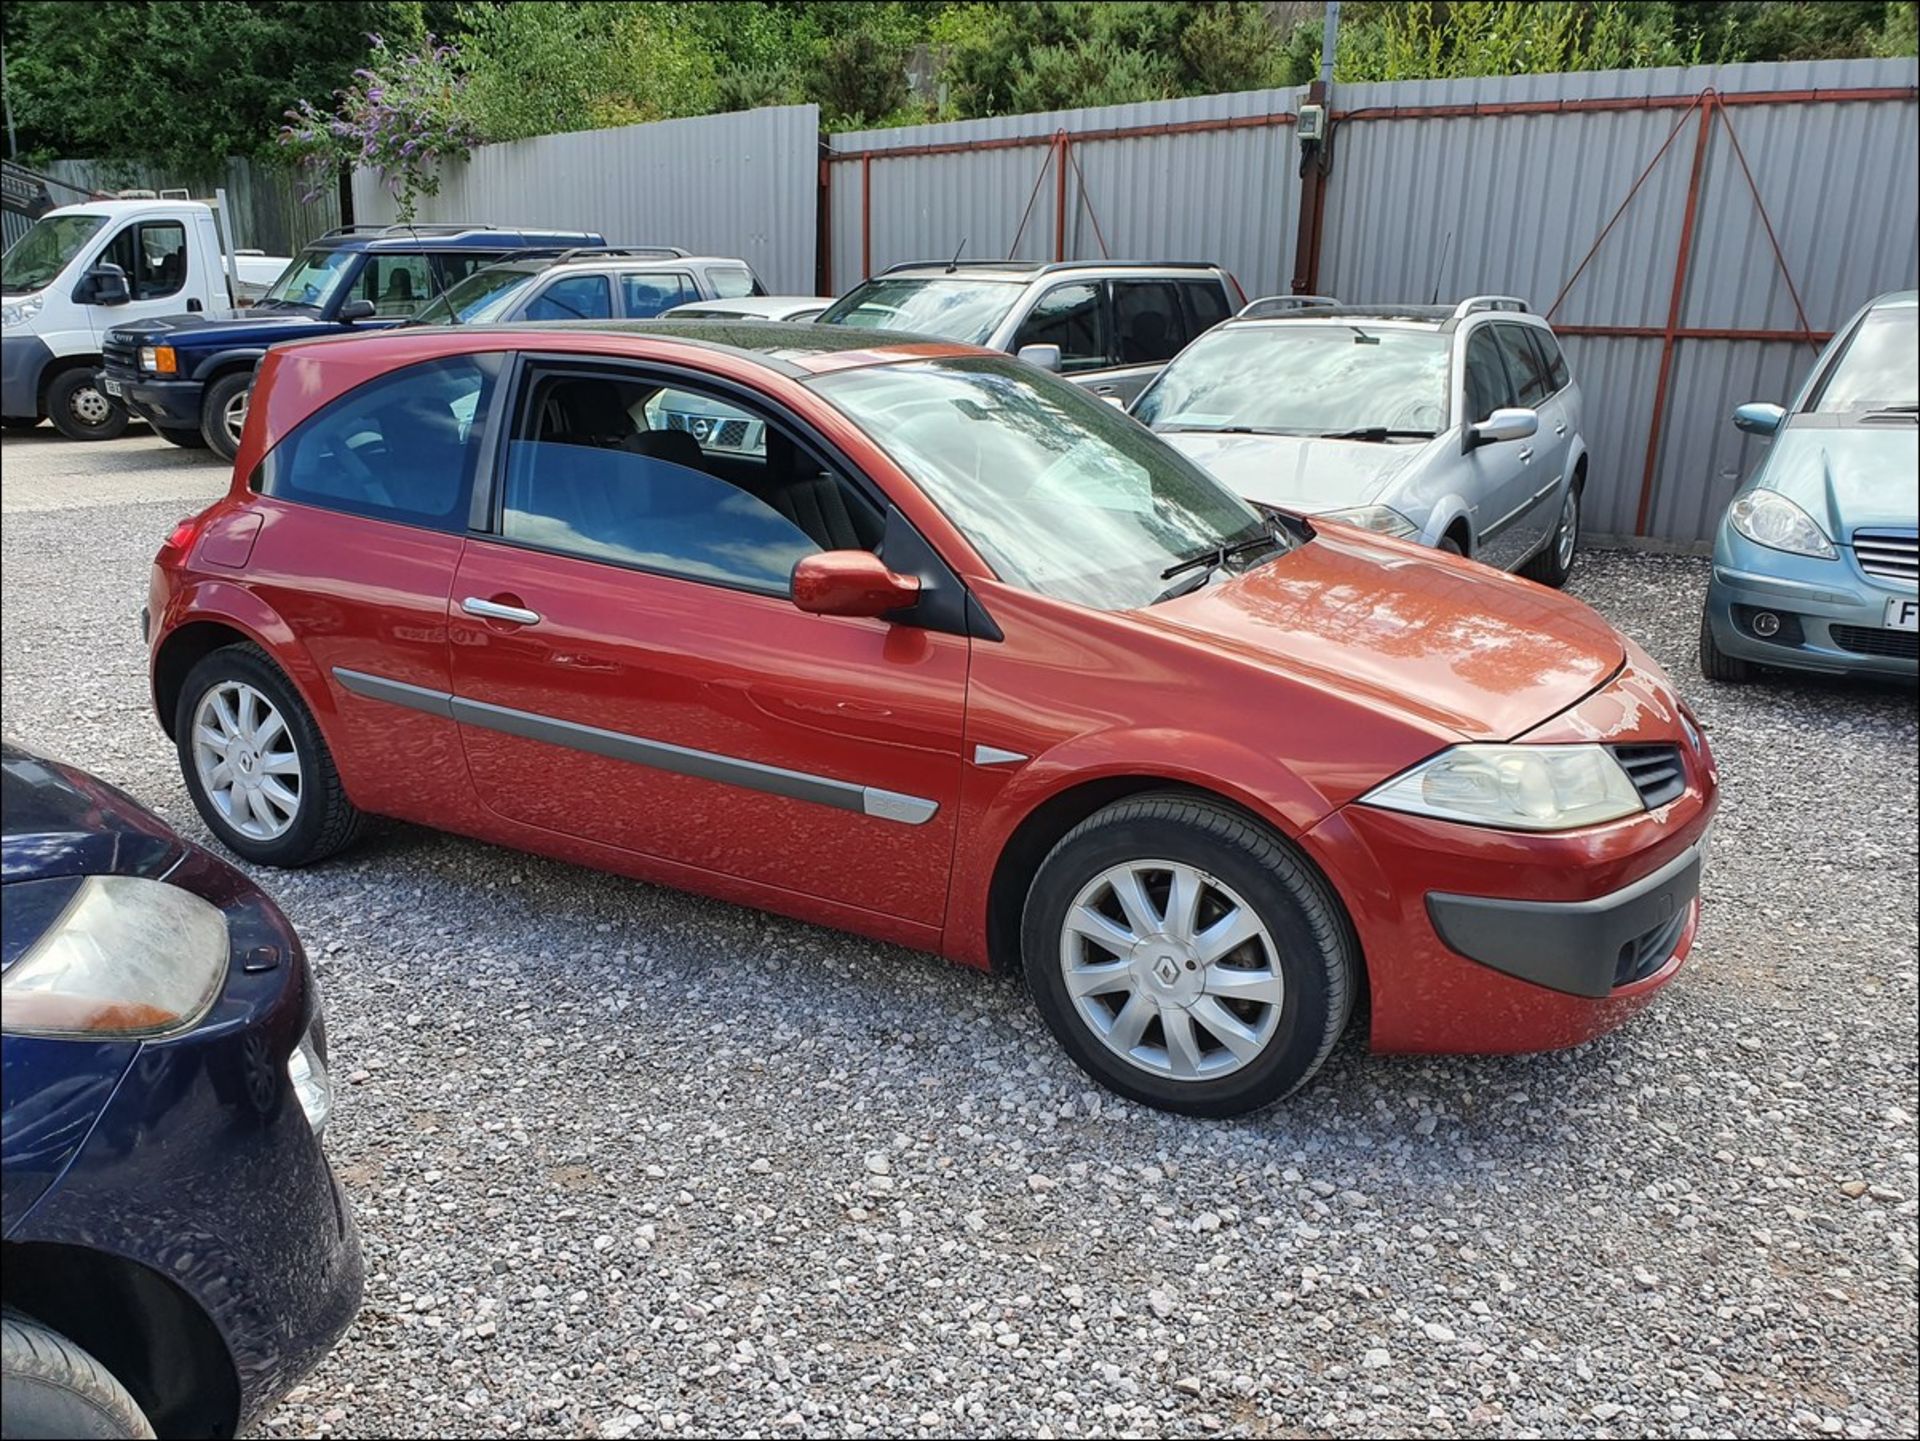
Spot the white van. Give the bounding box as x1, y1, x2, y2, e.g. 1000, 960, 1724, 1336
2, 199, 287, 439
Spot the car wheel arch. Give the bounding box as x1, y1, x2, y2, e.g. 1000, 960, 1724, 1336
1, 1239, 240, 1439
152, 597, 334, 744
35, 352, 105, 412
191, 351, 267, 386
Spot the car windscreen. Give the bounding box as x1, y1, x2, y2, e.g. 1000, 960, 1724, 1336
816, 278, 1026, 345
1133, 325, 1450, 438
258, 247, 361, 312
811, 357, 1281, 612
1807, 308, 1918, 414
2, 213, 109, 294
411, 265, 542, 325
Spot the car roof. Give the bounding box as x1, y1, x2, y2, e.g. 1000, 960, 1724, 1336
1869, 289, 1918, 310
870, 259, 1226, 282
472, 250, 754, 278
281, 318, 990, 379
307, 225, 604, 253
1221, 304, 1554, 336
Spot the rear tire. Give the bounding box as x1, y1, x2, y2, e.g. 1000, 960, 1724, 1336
200, 373, 253, 461
1021, 793, 1355, 1117
1, 1310, 156, 1439
1520, 481, 1581, 588
1698, 609, 1754, 683
174, 643, 365, 866
154, 425, 209, 449
45, 369, 129, 442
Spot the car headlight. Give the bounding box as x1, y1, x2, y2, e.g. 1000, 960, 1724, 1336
1728, 489, 1835, 559
1, 293, 45, 329
1360, 744, 1645, 831
287, 1028, 333, 1134
1, 876, 229, 1038
1323, 505, 1418, 539
138, 345, 178, 375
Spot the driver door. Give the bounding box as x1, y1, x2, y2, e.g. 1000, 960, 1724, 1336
1459, 326, 1537, 571
86, 216, 194, 349
446, 358, 970, 928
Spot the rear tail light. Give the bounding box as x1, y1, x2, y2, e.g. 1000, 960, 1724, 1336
157, 511, 207, 562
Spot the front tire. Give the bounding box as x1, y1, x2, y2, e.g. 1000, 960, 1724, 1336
1, 1310, 155, 1439
1021, 794, 1356, 1117
45, 369, 129, 442
200, 372, 253, 461
1698, 609, 1755, 683
174, 643, 365, 865
154, 424, 209, 449
1520, 481, 1581, 587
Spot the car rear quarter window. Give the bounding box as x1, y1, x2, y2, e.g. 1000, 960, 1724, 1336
1179, 279, 1232, 335
1530, 327, 1571, 391
255, 355, 500, 533
1494, 323, 1553, 406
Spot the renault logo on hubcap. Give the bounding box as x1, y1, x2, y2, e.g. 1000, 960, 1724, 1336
1152, 955, 1181, 986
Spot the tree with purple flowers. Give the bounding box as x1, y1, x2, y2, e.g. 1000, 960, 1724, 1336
278, 33, 480, 223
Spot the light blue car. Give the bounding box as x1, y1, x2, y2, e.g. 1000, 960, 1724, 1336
1699, 290, 1918, 683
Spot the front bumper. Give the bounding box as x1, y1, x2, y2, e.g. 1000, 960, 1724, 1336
1704, 532, 1918, 678
8, 847, 362, 1429
2, 332, 53, 418
100, 364, 205, 429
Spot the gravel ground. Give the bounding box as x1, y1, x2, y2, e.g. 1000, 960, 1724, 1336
4, 430, 1916, 1440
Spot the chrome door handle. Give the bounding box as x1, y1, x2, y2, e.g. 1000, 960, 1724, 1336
463, 597, 541, 625
1518, 448, 1534, 463
1553, 422, 1568, 436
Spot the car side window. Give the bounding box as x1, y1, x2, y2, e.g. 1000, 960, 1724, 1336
1495, 323, 1553, 406
1012, 282, 1107, 371
351, 255, 434, 316
100, 221, 187, 301
255, 355, 498, 532
432, 250, 509, 293
1179, 280, 1232, 336
527, 274, 614, 321
498, 367, 885, 595
1463, 328, 1515, 424
1530, 327, 1571, 392
621, 271, 702, 317
706, 265, 761, 299
1111, 280, 1187, 365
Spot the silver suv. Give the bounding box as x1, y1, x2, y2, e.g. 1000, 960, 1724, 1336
816, 260, 1241, 404
410, 247, 766, 325
1130, 295, 1588, 586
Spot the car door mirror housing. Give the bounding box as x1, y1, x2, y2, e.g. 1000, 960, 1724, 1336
1017, 343, 1063, 373
337, 298, 378, 323
792, 551, 921, 619
1732, 401, 1786, 436
79, 263, 131, 306
1467, 407, 1538, 449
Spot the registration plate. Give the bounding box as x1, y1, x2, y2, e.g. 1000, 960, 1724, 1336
1887, 597, 1920, 632
101, 377, 123, 399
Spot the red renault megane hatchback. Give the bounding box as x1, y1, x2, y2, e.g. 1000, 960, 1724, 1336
145, 321, 1718, 1116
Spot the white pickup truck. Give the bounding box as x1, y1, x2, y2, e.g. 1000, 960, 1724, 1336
2, 198, 288, 440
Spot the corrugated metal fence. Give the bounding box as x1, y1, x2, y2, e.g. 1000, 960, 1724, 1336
2, 156, 338, 256
351, 106, 821, 295
827, 58, 1918, 547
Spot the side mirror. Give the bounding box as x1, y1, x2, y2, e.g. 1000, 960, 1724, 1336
79, 263, 131, 307
1016, 342, 1063, 374
1467, 406, 1538, 449
1733, 401, 1786, 436
336, 298, 377, 323
792, 550, 920, 619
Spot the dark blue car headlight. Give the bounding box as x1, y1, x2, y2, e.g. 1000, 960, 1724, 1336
1, 876, 228, 1039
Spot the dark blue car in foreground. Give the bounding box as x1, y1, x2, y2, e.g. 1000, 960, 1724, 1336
1, 742, 359, 1438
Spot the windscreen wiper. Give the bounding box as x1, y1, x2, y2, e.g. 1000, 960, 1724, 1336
1318, 426, 1437, 442
1151, 530, 1281, 603
1154, 424, 1284, 436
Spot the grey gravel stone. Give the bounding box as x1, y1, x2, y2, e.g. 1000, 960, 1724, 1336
4, 439, 1916, 1440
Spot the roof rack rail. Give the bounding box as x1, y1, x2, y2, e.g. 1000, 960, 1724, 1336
1451, 294, 1529, 318
1238, 294, 1341, 318
877, 258, 1226, 278
317, 222, 508, 239
549, 245, 692, 264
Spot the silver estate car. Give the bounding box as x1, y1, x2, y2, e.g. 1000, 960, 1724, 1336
1131, 296, 1589, 587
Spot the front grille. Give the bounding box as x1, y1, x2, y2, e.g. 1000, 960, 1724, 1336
1853, 531, 1918, 583
663, 412, 752, 449
1615, 904, 1689, 988
101, 332, 140, 376
1612, 743, 1687, 808
1831, 624, 1920, 659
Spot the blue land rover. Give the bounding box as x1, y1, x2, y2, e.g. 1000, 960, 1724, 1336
100, 222, 603, 459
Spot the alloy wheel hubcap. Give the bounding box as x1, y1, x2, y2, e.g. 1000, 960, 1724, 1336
1059, 860, 1283, 1081
191, 681, 301, 840
71, 386, 111, 425
1557, 492, 1578, 568
224, 391, 249, 443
